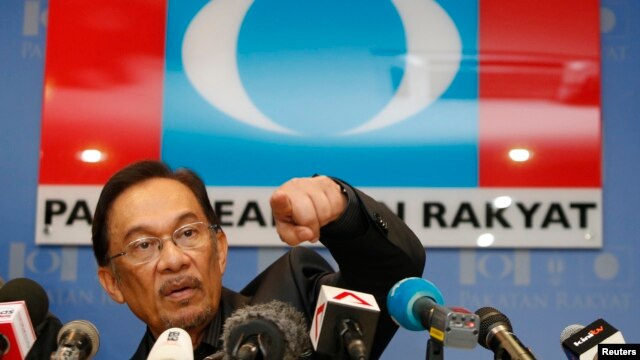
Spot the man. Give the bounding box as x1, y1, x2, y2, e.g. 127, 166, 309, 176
92, 160, 425, 359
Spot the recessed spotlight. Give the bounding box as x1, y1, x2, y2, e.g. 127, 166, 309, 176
509, 148, 530, 162
477, 233, 495, 247
493, 196, 513, 209
80, 149, 103, 163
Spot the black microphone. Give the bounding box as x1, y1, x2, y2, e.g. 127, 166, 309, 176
50, 320, 100, 360
560, 319, 626, 360
560, 324, 588, 360
0, 278, 50, 359
475, 306, 536, 360
0, 278, 49, 329
221, 300, 312, 360
310, 285, 380, 360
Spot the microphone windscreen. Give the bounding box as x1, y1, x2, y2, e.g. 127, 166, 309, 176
387, 277, 444, 331
0, 278, 49, 327
560, 324, 585, 343
222, 300, 311, 360
148, 327, 193, 360
57, 319, 100, 358
474, 306, 513, 349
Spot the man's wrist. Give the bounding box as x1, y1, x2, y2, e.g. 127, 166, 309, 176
321, 178, 365, 237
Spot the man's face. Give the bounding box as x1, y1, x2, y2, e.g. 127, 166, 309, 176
97, 178, 228, 340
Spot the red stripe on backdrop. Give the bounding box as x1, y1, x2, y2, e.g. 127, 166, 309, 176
39, 0, 166, 185
479, 1, 601, 187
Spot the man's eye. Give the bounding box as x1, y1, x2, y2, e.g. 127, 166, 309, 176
178, 227, 198, 240
133, 239, 154, 251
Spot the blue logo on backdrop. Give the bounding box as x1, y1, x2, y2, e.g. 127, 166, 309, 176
176, 0, 466, 136
456, 249, 635, 312
163, 0, 478, 187
21, 0, 47, 59
6, 242, 78, 281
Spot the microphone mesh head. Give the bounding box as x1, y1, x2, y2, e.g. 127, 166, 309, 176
560, 324, 584, 343
475, 306, 513, 349
222, 300, 311, 360
58, 320, 100, 358
0, 277, 49, 327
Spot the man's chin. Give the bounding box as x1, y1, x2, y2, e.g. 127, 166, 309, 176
160, 304, 214, 331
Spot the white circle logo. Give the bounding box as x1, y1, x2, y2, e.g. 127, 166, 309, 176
182, 0, 461, 135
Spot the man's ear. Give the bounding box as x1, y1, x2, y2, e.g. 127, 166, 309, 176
216, 231, 229, 275
98, 266, 125, 304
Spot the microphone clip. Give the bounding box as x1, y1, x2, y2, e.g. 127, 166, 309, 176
337, 319, 367, 360
228, 318, 285, 360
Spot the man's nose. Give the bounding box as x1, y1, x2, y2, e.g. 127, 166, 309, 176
157, 239, 190, 272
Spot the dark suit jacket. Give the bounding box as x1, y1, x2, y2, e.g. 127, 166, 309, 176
242, 185, 426, 359
26, 312, 63, 360
131, 181, 426, 359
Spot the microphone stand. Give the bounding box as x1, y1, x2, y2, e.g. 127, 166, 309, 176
425, 338, 444, 360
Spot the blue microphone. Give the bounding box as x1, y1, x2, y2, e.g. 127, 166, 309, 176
387, 277, 479, 349
387, 277, 444, 331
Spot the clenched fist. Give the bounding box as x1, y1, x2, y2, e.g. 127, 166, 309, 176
270, 176, 347, 245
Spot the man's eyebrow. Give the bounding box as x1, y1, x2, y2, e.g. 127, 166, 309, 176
121, 212, 201, 241
174, 212, 201, 225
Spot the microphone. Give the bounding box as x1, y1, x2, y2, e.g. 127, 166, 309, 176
50, 320, 100, 360
221, 300, 312, 360
561, 324, 585, 343
147, 327, 193, 360
310, 285, 380, 360
387, 277, 479, 349
0, 278, 49, 359
475, 306, 536, 360
560, 319, 625, 360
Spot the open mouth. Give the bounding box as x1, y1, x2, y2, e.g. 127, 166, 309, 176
159, 276, 201, 300
167, 286, 192, 298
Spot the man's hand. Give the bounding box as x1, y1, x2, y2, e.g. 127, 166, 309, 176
270, 176, 347, 246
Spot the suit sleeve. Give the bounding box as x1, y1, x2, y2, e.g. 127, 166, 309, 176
26, 312, 63, 360
318, 178, 426, 359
